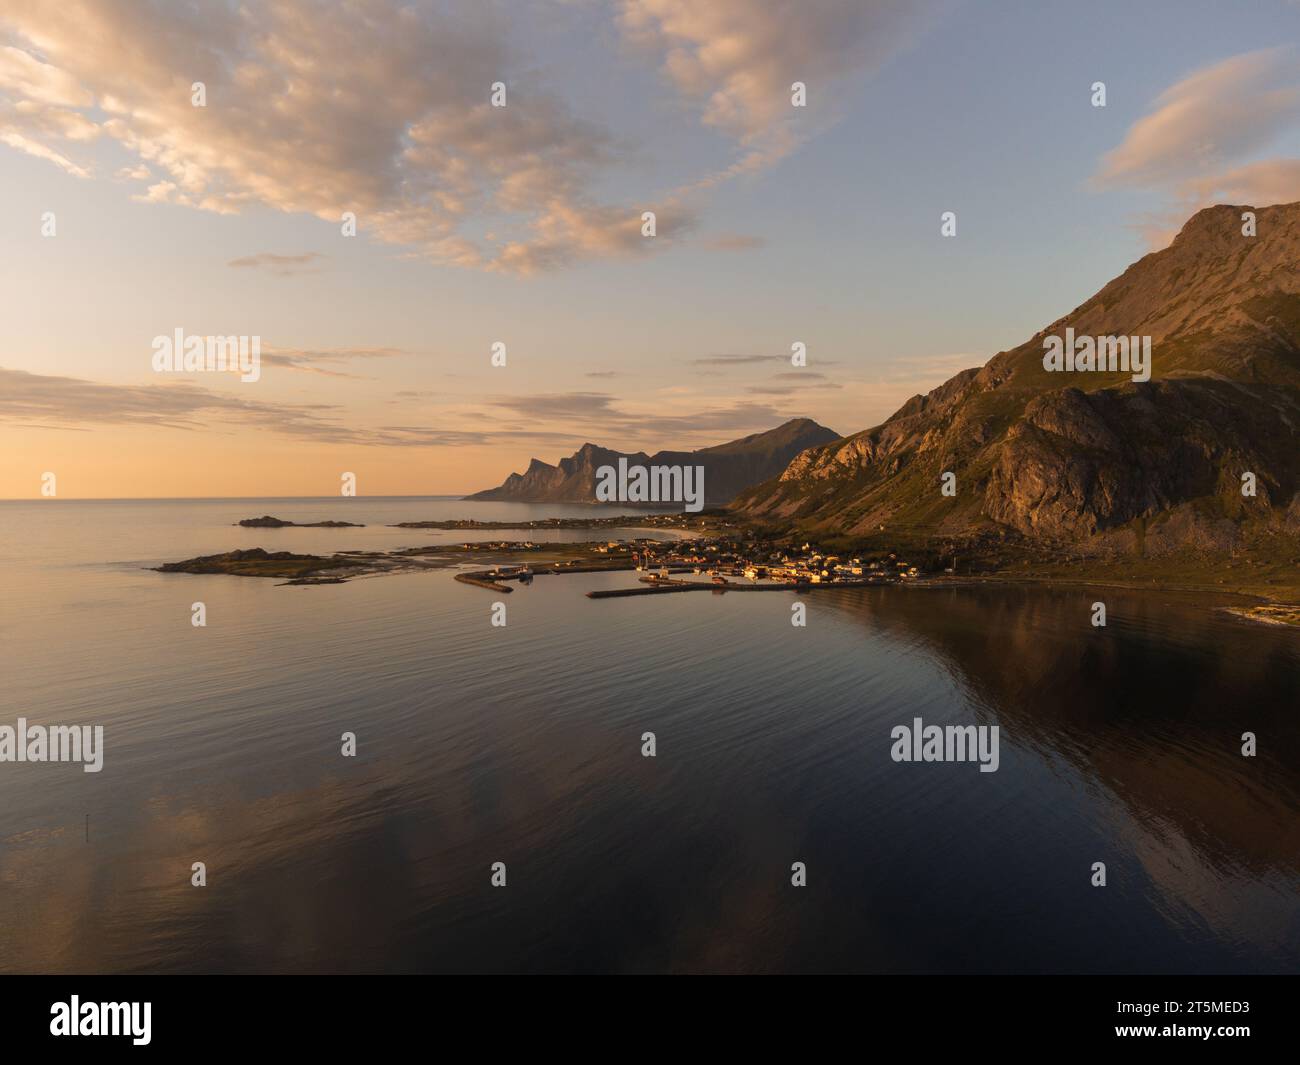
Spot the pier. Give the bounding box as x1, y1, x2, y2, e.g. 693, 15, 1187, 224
454, 573, 514, 592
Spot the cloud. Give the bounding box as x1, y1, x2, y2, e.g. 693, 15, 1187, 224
0, 0, 928, 272
0, 130, 89, 176
258, 346, 407, 379
481, 388, 806, 445
0, 44, 92, 108
689, 352, 843, 370
0, 365, 577, 447
1093, 47, 1300, 245
615, 400, 799, 441
227, 252, 326, 276
490, 198, 699, 274
1095, 48, 1299, 188
743, 369, 844, 395
0, 365, 363, 440
0, 0, 654, 273
1177, 157, 1300, 210
620, 0, 934, 184
487, 392, 622, 420
690, 353, 785, 366
0, 41, 99, 171
745, 382, 842, 395
0, 364, 829, 456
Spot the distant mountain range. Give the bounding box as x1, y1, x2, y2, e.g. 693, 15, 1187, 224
735, 202, 1300, 557
466, 418, 840, 506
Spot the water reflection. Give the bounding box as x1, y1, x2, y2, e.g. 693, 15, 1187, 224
1, 502, 1296, 973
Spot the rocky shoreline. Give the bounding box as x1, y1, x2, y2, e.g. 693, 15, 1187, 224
1220, 604, 1300, 628
153, 515, 1300, 622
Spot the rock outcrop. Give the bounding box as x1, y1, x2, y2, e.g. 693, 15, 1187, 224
735, 201, 1300, 556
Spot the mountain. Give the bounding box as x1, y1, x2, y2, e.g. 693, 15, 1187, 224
466, 418, 840, 506
735, 202, 1300, 557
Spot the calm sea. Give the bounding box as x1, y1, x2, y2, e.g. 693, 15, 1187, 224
1, 497, 1296, 973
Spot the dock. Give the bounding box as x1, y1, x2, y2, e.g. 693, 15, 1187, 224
586, 584, 705, 598
455, 573, 513, 592
456, 564, 901, 598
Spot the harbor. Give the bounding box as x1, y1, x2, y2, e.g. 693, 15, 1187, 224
585, 575, 888, 598
450, 538, 927, 598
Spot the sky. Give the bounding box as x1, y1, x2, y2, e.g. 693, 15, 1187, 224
2, 0, 1299, 498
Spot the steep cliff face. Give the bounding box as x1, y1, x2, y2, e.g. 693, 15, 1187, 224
466, 418, 839, 506
472, 445, 633, 503
735, 202, 1300, 554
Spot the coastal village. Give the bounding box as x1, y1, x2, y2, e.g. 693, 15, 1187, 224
629, 539, 922, 586
156, 513, 943, 596
460, 531, 929, 597
421, 510, 931, 589
156, 514, 1298, 622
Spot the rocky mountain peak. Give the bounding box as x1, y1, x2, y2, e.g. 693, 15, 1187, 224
735, 200, 1300, 555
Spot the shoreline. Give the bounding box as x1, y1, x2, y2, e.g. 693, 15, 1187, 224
148, 515, 1300, 625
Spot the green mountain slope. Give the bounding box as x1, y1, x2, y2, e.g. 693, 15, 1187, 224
735, 202, 1300, 557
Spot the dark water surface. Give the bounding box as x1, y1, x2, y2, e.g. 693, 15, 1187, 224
1, 499, 1296, 973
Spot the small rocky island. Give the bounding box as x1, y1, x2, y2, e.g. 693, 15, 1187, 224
236, 515, 364, 528
155, 548, 357, 583
152, 539, 656, 586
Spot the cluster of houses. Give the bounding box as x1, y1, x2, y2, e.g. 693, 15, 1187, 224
456, 531, 927, 587
592, 541, 632, 554
634, 539, 921, 584
752, 545, 921, 584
